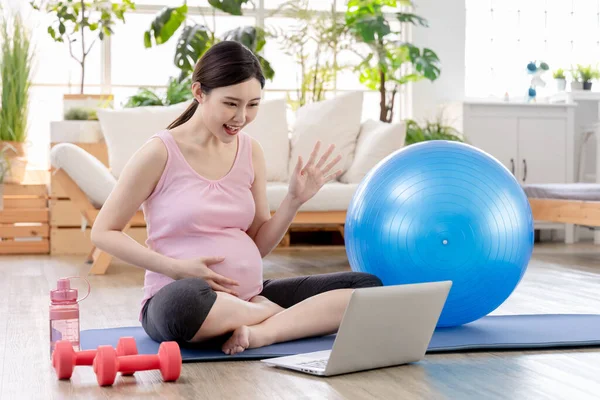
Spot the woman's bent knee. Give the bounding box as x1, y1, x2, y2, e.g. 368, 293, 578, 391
142, 278, 217, 343
351, 272, 383, 288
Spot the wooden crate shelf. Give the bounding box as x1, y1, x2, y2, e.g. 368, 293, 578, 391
1, 174, 50, 255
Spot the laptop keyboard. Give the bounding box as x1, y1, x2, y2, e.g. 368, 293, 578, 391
297, 359, 328, 370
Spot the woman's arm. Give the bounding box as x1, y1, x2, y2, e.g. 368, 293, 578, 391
247, 139, 342, 257
246, 139, 299, 257
90, 138, 180, 279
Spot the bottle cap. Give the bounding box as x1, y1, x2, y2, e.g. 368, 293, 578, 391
50, 278, 78, 303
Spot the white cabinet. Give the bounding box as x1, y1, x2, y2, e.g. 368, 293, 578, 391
446, 100, 577, 242
517, 117, 568, 184
449, 101, 576, 186
463, 116, 519, 177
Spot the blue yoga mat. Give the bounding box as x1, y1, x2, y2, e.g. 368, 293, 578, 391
81, 314, 600, 361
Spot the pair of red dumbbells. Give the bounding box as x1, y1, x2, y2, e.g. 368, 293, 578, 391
52, 337, 182, 386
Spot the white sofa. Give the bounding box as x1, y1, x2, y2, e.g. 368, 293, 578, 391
50, 91, 406, 217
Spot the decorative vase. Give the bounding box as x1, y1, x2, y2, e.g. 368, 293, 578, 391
583, 81, 593, 91
571, 81, 583, 91
555, 78, 566, 91
0, 141, 28, 183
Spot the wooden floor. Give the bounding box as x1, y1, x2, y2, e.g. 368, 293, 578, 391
1, 243, 600, 399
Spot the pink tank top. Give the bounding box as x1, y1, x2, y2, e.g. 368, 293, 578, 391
139, 129, 263, 319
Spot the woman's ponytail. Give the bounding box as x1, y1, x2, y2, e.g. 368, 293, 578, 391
167, 99, 199, 130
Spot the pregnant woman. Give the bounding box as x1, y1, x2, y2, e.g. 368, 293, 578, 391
91, 40, 382, 355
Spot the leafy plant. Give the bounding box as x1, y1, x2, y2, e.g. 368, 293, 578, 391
30, 0, 135, 94
64, 107, 97, 120
270, 0, 353, 111
576, 64, 600, 83
0, 13, 33, 142
553, 68, 565, 79
144, 1, 274, 83
124, 76, 194, 107
404, 115, 465, 146
345, 0, 441, 123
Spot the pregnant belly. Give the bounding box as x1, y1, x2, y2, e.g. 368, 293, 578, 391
154, 230, 264, 301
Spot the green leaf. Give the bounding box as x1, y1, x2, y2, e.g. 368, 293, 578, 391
220, 26, 266, 52
124, 88, 165, 108
345, 1, 391, 44
208, 0, 250, 16
174, 24, 212, 74
357, 65, 380, 91
256, 54, 275, 81
144, 4, 188, 48
406, 45, 441, 80
396, 12, 428, 27
165, 76, 194, 105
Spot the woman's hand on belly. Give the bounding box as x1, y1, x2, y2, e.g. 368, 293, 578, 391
172, 256, 240, 296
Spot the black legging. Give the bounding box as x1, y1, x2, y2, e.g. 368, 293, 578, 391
141, 271, 383, 346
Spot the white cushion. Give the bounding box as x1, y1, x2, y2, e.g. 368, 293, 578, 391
339, 119, 406, 184
96, 101, 191, 178
242, 98, 290, 182
266, 182, 359, 212
289, 91, 363, 179
50, 143, 116, 208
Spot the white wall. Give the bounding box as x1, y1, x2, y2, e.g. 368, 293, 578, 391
410, 0, 466, 123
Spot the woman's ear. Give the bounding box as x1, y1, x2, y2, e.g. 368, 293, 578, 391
191, 82, 204, 104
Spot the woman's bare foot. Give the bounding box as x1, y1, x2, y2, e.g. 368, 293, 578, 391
222, 325, 251, 355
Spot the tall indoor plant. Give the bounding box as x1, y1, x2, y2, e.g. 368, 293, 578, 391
30, 0, 135, 114
270, 0, 352, 111
345, 0, 441, 123
0, 12, 34, 183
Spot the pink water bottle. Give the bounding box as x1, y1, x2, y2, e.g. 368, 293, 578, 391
49, 277, 90, 359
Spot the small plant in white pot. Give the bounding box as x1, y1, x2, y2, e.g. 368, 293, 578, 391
570, 66, 582, 91
50, 106, 103, 144
553, 68, 566, 91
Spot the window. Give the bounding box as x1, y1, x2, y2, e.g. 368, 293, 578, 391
264, 0, 347, 13
20, 1, 399, 168
465, 0, 600, 98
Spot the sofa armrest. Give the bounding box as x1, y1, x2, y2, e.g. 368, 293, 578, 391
50, 143, 117, 208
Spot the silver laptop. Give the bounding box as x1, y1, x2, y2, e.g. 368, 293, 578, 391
261, 280, 452, 376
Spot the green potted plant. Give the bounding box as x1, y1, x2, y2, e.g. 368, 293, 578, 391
30, 0, 135, 113
344, 0, 441, 123
51, 106, 104, 144
124, 76, 194, 107
404, 113, 465, 146
569, 65, 582, 91
553, 68, 566, 91
576, 64, 600, 91
0, 12, 34, 183
269, 0, 352, 110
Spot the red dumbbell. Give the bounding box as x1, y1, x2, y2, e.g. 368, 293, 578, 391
93, 341, 181, 386
52, 337, 138, 380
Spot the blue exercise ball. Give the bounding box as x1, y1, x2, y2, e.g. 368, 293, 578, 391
345, 140, 534, 327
